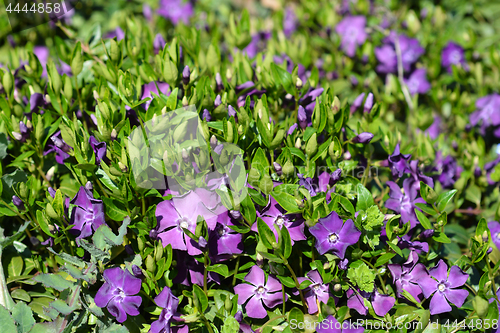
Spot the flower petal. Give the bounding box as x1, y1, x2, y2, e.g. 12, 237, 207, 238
245, 266, 266, 286
429, 292, 452, 315
94, 283, 114, 307
264, 274, 282, 293
103, 267, 125, 287
262, 291, 284, 309
372, 292, 395, 317
122, 295, 142, 316
429, 260, 449, 282
244, 295, 267, 319
233, 284, 256, 304
447, 265, 469, 288
121, 269, 142, 295
107, 298, 128, 323
444, 288, 469, 308
158, 228, 186, 251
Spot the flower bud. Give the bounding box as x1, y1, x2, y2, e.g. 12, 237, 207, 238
363, 92, 374, 113
111, 128, 117, 141
12, 195, 25, 211
472, 295, 489, 318
182, 65, 190, 85
230, 210, 241, 220
215, 72, 223, 91
198, 236, 208, 248
202, 109, 212, 121
119, 161, 128, 172
283, 160, 295, 178
149, 229, 158, 241
296, 77, 303, 89
350, 92, 365, 113
210, 135, 218, 149
132, 265, 145, 279
182, 95, 188, 107
226, 68, 232, 82
273, 162, 282, 176
228, 105, 237, 118
305, 133, 318, 156
482, 230, 489, 243
333, 283, 342, 292
298, 105, 307, 129
214, 95, 222, 107
351, 132, 374, 144
295, 137, 302, 149
256, 253, 264, 267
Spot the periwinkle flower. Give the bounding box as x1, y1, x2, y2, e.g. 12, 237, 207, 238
12, 195, 24, 211
150, 287, 179, 333
433, 153, 462, 188
309, 211, 361, 258
335, 16, 368, 57
298, 105, 307, 129
375, 33, 424, 74
153, 34, 166, 54
283, 6, 297, 37
346, 288, 395, 317
350, 93, 365, 114
388, 143, 411, 178
89, 136, 106, 165
105, 27, 125, 41
407, 160, 434, 191
228, 105, 237, 119
12, 121, 30, 142
363, 93, 374, 113
202, 109, 212, 121
44, 130, 71, 164
351, 132, 374, 144
215, 73, 224, 92
253, 197, 306, 244
95, 267, 142, 323
469, 94, 500, 136
405, 69, 431, 95
442, 42, 468, 73
316, 315, 364, 333
157, 0, 193, 25
287, 123, 298, 136
174, 252, 220, 286
418, 260, 469, 315
234, 266, 284, 319
155, 191, 218, 255
388, 251, 434, 302
385, 179, 425, 229
488, 221, 500, 250
209, 212, 243, 256
298, 174, 318, 196
182, 66, 190, 85
214, 95, 222, 108
141, 81, 170, 110
299, 87, 324, 114
297, 270, 333, 314
29, 93, 46, 115
70, 186, 106, 239
236, 81, 266, 108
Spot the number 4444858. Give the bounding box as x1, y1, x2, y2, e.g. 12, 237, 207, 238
6, 3, 62, 14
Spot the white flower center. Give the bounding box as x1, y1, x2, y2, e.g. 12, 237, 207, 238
257, 286, 265, 294
275, 217, 285, 226
496, 232, 500, 240
329, 233, 339, 242
313, 284, 320, 291
438, 283, 446, 292
218, 227, 226, 237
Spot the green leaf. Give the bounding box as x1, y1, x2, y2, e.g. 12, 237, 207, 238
356, 184, 374, 211
32, 274, 75, 291
436, 189, 457, 212
0, 305, 17, 333
419, 182, 437, 204
374, 253, 396, 267
257, 218, 276, 249
71, 41, 83, 76
271, 63, 294, 95
0, 133, 8, 160
102, 197, 129, 221
432, 231, 451, 243
271, 191, 300, 214
280, 226, 292, 259
193, 284, 208, 312
257, 251, 284, 264
465, 184, 481, 206
11, 289, 31, 303
221, 316, 240, 333
207, 264, 230, 278
288, 307, 304, 333
414, 210, 432, 229
11, 301, 35, 333
346, 260, 375, 293
277, 276, 296, 288
8, 256, 24, 277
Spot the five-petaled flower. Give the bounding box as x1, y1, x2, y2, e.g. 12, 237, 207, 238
150, 286, 180, 333
95, 267, 142, 323
418, 259, 469, 315
297, 270, 333, 314
70, 186, 106, 239
234, 266, 285, 319
335, 16, 368, 57
309, 211, 361, 258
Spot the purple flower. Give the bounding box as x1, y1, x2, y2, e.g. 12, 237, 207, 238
335, 16, 368, 57
298, 174, 318, 196
44, 131, 71, 164
157, 0, 193, 25
422, 115, 441, 140
489, 221, 500, 250
30, 93, 46, 114
469, 94, 500, 136
346, 288, 395, 317
89, 136, 106, 165
388, 251, 434, 302
150, 287, 180, 333
398, 232, 429, 253
202, 109, 212, 121
407, 160, 434, 191
287, 123, 298, 136
442, 42, 468, 73
309, 211, 361, 258
418, 260, 469, 315
375, 33, 424, 73
297, 270, 333, 314
12, 121, 30, 142
94, 267, 142, 323
316, 315, 364, 333
405, 69, 431, 95
433, 153, 462, 188
105, 27, 125, 41
153, 34, 166, 54
283, 6, 297, 37
351, 132, 374, 144
234, 266, 284, 319
182, 66, 190, 85
253, 197, 305, 245
70, 187, 106, 239
155, 191, 218, 255
12, 195, 24, 211
385, 179, 425, 229
298, 105, 307, 129
363, 93, 374, 113
236, 81, 266, 108
141, 81, 170, 110
388, 143, 411, 178
173, 251, 220, 286
209, 212, 243, 256
350, 93, 365, 114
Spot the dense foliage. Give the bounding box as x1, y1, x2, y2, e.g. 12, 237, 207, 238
1, 0, 500, 332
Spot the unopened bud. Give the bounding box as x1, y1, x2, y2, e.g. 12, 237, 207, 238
46, 166, 56, 181
182, 95, 188, 107
296, 77, 303, 88
295, 137, 302, 149
118, 161, 128, 172
210, 135, 217, 149
226, 68, 232, 81
482, 230, 489, 243
230, 210, 241, 220
12, 195, 25, 211
214, 95, 222, 107
111, 128, 117, 141
93, 90, 100, 100
215, 72, 223, 91
85, 181, 93, 192
273, 162, 282, 176
333, 283, 342, 292
182, 65, 190, 85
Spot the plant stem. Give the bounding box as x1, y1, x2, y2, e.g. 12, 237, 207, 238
232, 256, 240, 287
283, 258, 307, 312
